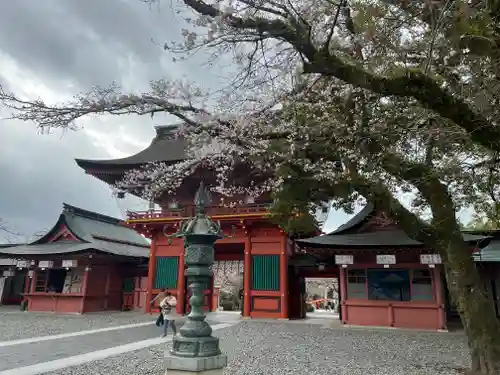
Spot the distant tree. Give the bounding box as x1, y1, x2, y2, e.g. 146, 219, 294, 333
0, 218, 21, 243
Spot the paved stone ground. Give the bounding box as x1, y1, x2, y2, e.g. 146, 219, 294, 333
0, 307, 154, 342
0, 309, 227, 372
41, 322, 470, 375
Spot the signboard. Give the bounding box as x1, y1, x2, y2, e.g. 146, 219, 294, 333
16, 260, 29, 268
420, 254, 442, 265
3, 270, 15, 277
376, 254, 396, 265
62, 260, 78, 268
38, 261, 54, 269
335, 255, 354, 265
0, 259, 16, 266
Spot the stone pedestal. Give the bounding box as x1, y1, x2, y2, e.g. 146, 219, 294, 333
163, 183, 229, 375
165, 352, 227, 375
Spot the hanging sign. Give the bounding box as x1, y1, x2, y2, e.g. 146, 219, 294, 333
3, 270, 15, 277
0, 259, 16, 266
38, 261, 54, 269
335, 255, 354, 265
62, 260, 78, 268
420, 254, 442, 265
16, 260, 29, 268
376, 254, 396, 265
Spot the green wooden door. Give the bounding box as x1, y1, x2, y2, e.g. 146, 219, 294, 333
251, 255, 280, 291
154, 256, 179, 289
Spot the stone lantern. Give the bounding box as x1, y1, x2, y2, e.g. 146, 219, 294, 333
164, 182, 229, 375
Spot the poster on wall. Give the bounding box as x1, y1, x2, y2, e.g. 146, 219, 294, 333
420, 254, 442, 265
62, 260, 78, 268
335, 255, 354, 265
16, 260, 29, 268
38, 261, 54, 269
376, 254, 396, 265
2, 270, 15, 277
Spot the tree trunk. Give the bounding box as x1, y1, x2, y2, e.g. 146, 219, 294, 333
352, 175, 500, 373
438, 234, 500, 374
374, 190, 500, 374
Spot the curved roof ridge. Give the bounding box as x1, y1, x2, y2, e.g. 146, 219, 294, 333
74, 125, 185, 168
328, 203, 375, 235
63, 203, 121, 225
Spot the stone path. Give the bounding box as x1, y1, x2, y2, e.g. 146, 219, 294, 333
0, 309, 471, 375
0, 324, 160, 371
0, 309, 233, 374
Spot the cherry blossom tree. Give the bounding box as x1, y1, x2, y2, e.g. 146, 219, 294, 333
2, 0, 500, 372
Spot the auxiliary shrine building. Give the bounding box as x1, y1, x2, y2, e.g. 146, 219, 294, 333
75, 124, 499, 330
0, 204, 149, 314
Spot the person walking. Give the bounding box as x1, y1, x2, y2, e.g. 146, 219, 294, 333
160, 292, 179, 337
150, 288, 167, 327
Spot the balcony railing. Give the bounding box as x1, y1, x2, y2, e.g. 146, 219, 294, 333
127, 203, 271, 221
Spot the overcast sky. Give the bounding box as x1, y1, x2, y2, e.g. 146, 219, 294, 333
0, 0, 353, 242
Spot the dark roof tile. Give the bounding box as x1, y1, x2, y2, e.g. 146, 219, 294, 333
75, 125, 185, 169
0, 203, 149, 258
297, 229, 488, 248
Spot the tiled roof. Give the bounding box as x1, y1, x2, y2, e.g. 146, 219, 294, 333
75, 125, 185, 169
473, 240, 500, 262
0, 203, 149, 259
328, 204, 374, 234
297, 229, 488, 248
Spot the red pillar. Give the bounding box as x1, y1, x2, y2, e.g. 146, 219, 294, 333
279, 233, 289, 319
339, 266, 348, 324
433, 266, 446, 330
146, 236, 158, 314
177, 246, 186, 315
23, 270, 31, 295
243, 235, 252, 317
79, 266, 90, 314
29, 270, 36, 293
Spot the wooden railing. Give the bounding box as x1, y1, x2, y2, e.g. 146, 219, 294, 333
127, 203, 271, 220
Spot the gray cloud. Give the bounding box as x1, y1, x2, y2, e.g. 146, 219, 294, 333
0, 118, 147, 241
0, 0, 188, 89
0, 0, 350, 242
0, 0, 196, 241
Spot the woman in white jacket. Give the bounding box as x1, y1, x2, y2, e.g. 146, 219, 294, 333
160, 292, 179, 337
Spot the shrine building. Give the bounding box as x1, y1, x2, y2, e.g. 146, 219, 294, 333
75, 123, 497, 329
0, 203, 149, 314
296, 204, 491, 330
76, 124, 332, 319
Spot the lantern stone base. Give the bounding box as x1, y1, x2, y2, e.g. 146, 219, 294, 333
166, 370, 224, 375
165, 352, 227, 374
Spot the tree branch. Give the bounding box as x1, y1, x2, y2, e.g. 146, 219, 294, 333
183, 0, 500, 152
